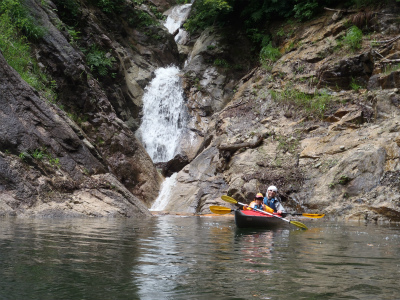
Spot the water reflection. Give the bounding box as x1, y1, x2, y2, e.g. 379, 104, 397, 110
0, 218, 143, 300
0, 217, 399, 300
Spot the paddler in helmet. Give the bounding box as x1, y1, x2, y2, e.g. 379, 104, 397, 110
264, 185, 285, 215
243, 193, 274, 213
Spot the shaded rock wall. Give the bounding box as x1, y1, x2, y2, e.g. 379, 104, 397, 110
0, 0, 186, 216
0, 53, 151, 217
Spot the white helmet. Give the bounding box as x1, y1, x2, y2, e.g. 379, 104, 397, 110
267, 186, 277, 193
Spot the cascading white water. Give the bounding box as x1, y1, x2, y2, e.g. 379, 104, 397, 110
149, 173, 177, 211
137, 4, 192, 211
136, 66, 186, 163
164, 3, 192, 44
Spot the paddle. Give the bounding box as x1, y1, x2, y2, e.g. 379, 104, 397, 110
210, 205, 324, 219
210, 206, 233, 214
287, 212, 325, 218
221, 195, 308, 230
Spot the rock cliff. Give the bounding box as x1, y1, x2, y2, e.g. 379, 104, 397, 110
0, 0, 177, 217
164, 4, 400, 222
2, 0, 400, 222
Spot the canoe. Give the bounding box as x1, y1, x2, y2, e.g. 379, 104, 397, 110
234, 209, 288, 229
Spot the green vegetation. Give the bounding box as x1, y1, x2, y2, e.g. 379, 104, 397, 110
65, 25, 80, 44
96, 137, 105, 145
85, 45, 116, 77
67, 112, 89, 125
260, 42, 281, 65
184, 0, 347, 37
293, 0, 319, 21
53, 0, 162, 28
213, 58, 229, 68
31, 148, 45, 160
383, 63, 400, 75
19, 148, 60, 167
185, 0, 378, 70
127, 9, 158, 28
0, 0, 45, 40
329, 174, 351, 188
342, 25, 363, 51
184, 0, 232, 34
350, 77, 363, 91
338, 175, 351, 185
270, 85, 331, 118
52, 0, 81, 25
273, 157, 282, 167
0, 0, 57, 102
90, 0, 125, 14
19, 152, 27, 161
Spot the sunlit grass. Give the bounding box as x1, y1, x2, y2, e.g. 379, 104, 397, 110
270, 85, 331, 118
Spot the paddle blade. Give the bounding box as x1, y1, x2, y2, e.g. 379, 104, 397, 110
210, 206, 232, 215
302, 213, 325, 219
290, 220, 308, 230
221, 195, 238, 204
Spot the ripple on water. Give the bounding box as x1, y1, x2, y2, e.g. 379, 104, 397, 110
0, 217, 400, 300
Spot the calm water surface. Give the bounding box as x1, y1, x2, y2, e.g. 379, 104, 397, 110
0, 215, 399, 300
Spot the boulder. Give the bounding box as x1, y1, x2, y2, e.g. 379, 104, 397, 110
317, 52, 374, 89
156, 154, 190, 177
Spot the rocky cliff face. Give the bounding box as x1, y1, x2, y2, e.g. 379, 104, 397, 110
163, 4, 400, 222
0, 0, 179, 216
2, 0, 400, 222
0, 52, 152, 217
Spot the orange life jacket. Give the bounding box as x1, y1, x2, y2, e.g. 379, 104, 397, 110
244, 201, 274, 213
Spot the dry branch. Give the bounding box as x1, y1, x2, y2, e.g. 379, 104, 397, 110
374, 36, 400, 44
378, 35, 400, 50
373, 50, 384, 58
324, 7, 358, 13
380, 59, 400, 63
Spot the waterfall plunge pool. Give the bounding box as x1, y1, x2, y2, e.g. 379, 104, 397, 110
1, 216, 399, 300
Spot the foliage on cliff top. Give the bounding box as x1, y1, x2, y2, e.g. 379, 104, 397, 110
0, 0, 45, 39
0, 0, 56, 101
185, 0, 391, 44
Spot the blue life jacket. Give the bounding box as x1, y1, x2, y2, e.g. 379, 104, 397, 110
264, 197, 277, 212
253, 204, 264, 210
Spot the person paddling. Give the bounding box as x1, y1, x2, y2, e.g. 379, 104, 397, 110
264, 186, 285, 215
243, 193, 273, 213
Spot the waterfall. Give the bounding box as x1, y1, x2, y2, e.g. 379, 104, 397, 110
136, 3, 192, 164
136, 4, 192, 211
136, 66, 186, 163
149, 173, 178, 211
164, 3, 192, 44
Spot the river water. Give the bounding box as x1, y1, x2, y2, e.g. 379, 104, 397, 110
0, 216, 399, 300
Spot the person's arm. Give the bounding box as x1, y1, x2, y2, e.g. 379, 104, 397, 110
275, 200, 285, 214
262, 204, 274, 213
243, 201, 254, 210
